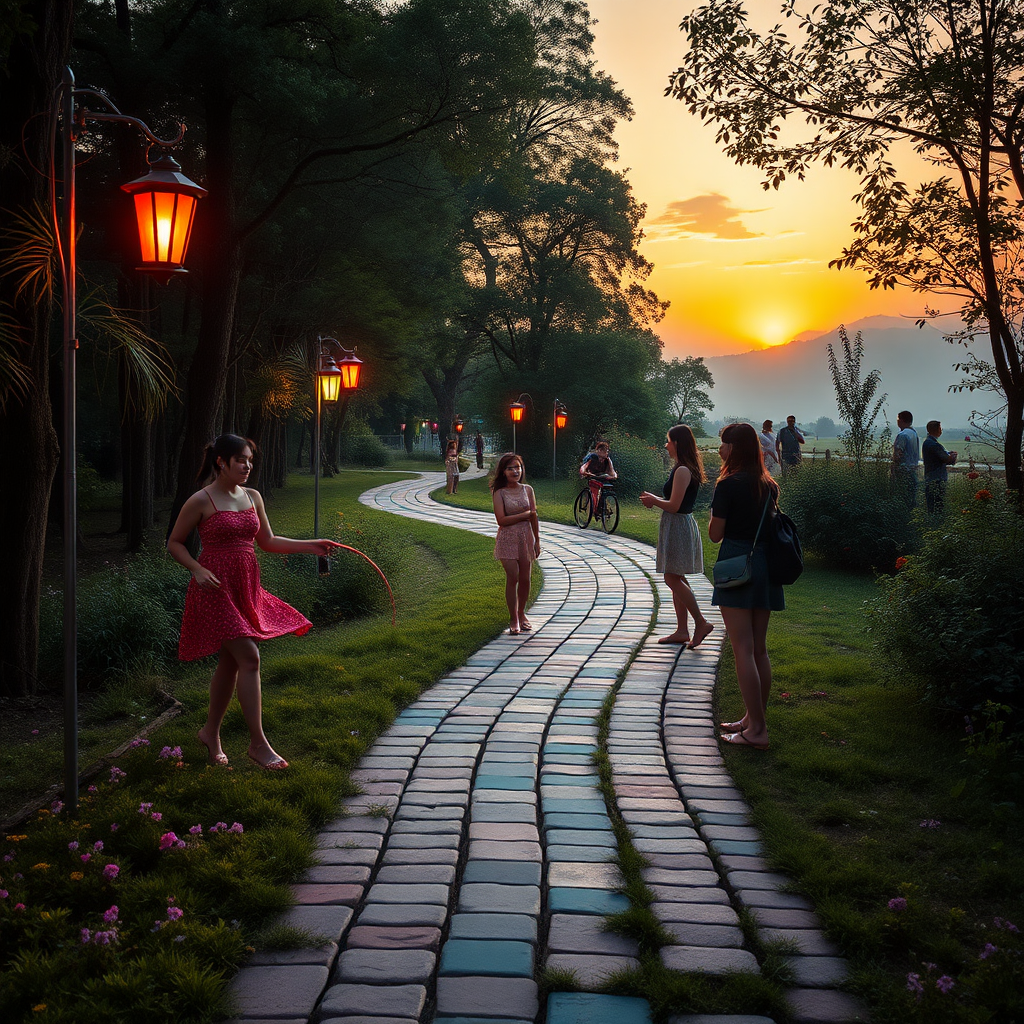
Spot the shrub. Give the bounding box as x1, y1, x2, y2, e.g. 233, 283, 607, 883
780, 459, 917, 571
867, 489, 1024, 715
340, 432, 391, 468
598, 426, 663, 499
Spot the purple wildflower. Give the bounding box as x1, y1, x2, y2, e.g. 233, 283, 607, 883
906, 973, 923, 999
93, 841, 103, 852
80, 928, 92, 944
980, 943, 999, 960
936, 976, 955, 994
138, 802, 153, 815
150, 812, 162, 822
888, 897, 907, 912
109, 766, 126, 782
158, 832, 179, 851
919, 819, 942, 828
228, 822, 244, 834
80, 853, 91, 863
166, 906, 184, 921
110, 823, 120, 833
14, 903, 24, 912
0, 889, 8, 899
50, 800, 63, 814
103, 906, 119, 924
68, 841, 79, 851
188, 825, 203, 836
102, 864, 120, 881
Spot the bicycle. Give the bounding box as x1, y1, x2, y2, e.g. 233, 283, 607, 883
573, 478, 620, 534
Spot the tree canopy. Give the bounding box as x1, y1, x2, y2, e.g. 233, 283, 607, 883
668, 0, 1024, 490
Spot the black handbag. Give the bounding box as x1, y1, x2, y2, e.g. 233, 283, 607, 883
766, 503, 803, 585
713, 499, 770, 590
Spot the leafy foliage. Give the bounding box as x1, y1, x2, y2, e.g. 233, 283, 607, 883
827, 326, 889, 466
651, 355, 715, 430
868, 486, 1024, 715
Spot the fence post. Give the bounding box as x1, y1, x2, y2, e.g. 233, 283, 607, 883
825, 448, 831, 465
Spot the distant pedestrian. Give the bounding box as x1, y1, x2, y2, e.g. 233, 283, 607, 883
475, 431, 485, 470
922, 420, 957, 514
491, 453, 540, 635
709, 422, 783, 751
777, 415, 805, 474
640, 424, 715, 648
445, 439, 460, 494
759, 420, 781, 477
892, 410, 920, 506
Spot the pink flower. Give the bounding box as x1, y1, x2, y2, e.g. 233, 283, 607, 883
31, 729, 39, 735
138, 802, 153, 815
936, 975, 955, 994
158, 832, 180, 851
189, 825, 203, 836
158, 745, 183, 759
110, 823, 120, 833
166, 906, 184, 921
14, 903, 25, 912
150, 812, 163, 822
80, 853, 91, 863
888, 897, 907, 912
0, 889, 8, 899
102, 864, 120, 881
87, 785, 98, 794
93, 841, 103, 852
228, 822, 244, 834
103, 906, 119, 924
109, 767, 126, 782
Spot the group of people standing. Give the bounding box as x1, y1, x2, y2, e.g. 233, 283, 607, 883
758, 416, 805, 476
893, 411, 958, 513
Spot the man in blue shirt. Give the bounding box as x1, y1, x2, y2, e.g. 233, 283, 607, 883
892, 410, 921, 506
922, 420, 957, 514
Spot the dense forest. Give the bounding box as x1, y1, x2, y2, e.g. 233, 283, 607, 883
0, 0, 711, 699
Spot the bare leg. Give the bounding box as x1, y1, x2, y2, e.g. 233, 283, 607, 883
517, 557, 532, 628
500, 558, 521, 632
659, 573, 714, 646
222, 636, 287, 767
719, 607, 770, 746
198, 649, 238, 765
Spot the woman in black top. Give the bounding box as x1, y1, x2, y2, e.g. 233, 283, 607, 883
640, 424, 714, 647
709, 422, 782, 750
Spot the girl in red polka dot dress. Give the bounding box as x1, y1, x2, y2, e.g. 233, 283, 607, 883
167, 434, 341, 770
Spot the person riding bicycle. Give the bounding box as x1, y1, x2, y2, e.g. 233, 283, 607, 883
580, 441, 618, 511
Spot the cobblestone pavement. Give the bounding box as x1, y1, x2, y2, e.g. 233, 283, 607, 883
228, 471, 868, 1024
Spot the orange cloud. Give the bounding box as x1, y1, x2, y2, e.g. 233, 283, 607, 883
646, 192, 768, 240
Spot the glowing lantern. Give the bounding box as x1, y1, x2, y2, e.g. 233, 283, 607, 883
509, 401, 525, 424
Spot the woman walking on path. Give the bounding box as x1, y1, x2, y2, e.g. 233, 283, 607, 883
167, 434, 341, 770
445, 439, 460, 494
491, 452, 540, 635
709, 421, 783, 750
641, 424, 715, 648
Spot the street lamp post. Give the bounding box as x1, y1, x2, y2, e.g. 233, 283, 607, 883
509, 395, 529, 453
314, 335, 362, 574
56, 66, 205, 816
552, 400, 568, 492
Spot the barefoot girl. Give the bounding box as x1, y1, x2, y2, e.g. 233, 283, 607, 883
491, 452, 540, 635
709, 421, 783, 750
167, 434, 341, 769
640, 423, 714, 648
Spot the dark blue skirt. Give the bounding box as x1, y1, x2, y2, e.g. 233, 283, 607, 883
712, 539, 785, 611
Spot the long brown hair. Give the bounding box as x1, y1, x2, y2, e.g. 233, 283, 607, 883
490, 452, 525, 492
668, 423, 706, 484
717, 422, 777, 501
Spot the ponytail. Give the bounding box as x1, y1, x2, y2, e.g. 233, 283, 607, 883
196, 434, 257, 487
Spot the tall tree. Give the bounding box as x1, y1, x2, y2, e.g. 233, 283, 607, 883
0, 2, 73, 698
651, 355, 715, 429
827, 326, 888, 467
668, 0, 1024, 491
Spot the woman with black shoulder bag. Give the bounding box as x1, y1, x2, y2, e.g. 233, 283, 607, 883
708, 422, 784, 750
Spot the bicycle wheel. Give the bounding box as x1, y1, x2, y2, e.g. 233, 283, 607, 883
573, 489, 592, 528
598, 492, 619, 533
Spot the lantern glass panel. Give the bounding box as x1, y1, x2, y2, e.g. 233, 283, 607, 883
133, 190, 196, 265
340, 359, 362, 390
510, 404, 525, 423
319, 370, 342, 403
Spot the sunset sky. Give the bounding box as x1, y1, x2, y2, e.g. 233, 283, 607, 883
587, 0, 924, 358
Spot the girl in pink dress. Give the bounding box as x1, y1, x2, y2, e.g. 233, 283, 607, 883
167, 434, 341, 770
491, 452, 540, 635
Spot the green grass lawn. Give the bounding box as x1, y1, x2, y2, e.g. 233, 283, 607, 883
442, 473, 1024, 1023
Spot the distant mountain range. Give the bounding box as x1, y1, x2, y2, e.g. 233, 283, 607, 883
705, 316, 984, 428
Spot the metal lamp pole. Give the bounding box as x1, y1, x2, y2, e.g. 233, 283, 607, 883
57, 67, 203, 816
552, 400, 567, 496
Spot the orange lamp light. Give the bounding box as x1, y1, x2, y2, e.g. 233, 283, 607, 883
338, 352, 363, 390
555, 408, 568, 430
120, 153, 206, 283
455, 419, 464, 434
509, 401, 525, 424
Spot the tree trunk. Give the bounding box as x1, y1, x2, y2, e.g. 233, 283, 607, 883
1005, 389, 1023, 495
0, 1, 73, 698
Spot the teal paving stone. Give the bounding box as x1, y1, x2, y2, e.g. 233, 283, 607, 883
471, 803, 537, 824
550, 716, 600, 725
710, 839, 765, 857
460, 884, 544, 917
543, 813, 612, 831
695, 811, 752, 826
621, 811, 693, 827
472, 789, 537, 805
439, 939, 535, 977
545, 829, 617, 848
543, 742, 598, 754
546, 992, 652, 1024
547, 844, 618, 863
702, 824, 763, 843
548, 887, 630, 915
543, 798, 606, 814
633, 838, 707, 855
474, 775, 536, 791
541, 774, 601, 787
463, 860, 542, 886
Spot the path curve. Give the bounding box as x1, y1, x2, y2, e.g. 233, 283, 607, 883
228, 472, 866, 1024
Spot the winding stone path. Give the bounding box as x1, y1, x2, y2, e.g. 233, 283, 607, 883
227, 471, 868, 1024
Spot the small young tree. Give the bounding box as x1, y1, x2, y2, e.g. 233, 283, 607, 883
827, 326, 887, 467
